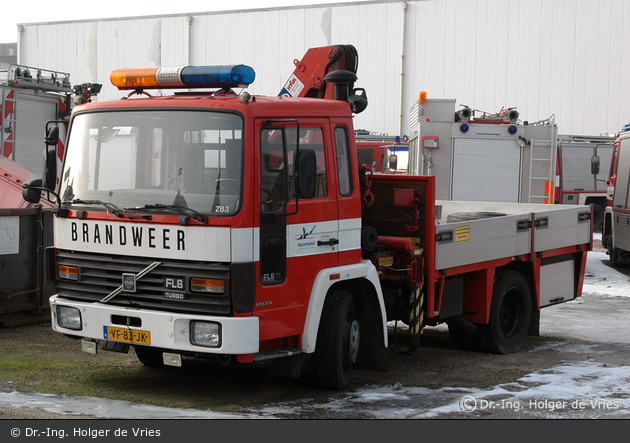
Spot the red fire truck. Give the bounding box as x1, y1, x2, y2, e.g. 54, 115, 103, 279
602, 131, 630, 265
354, 131, 409, 174
555, 134, 615, 231
1, 64, 74, 176
23, 46, 591, 390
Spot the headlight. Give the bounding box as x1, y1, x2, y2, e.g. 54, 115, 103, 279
56, 306, 82, 330
190, 321, 221, 348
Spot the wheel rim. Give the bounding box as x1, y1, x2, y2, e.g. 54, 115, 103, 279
347, 320, 360, 364
499, 288, 524, 338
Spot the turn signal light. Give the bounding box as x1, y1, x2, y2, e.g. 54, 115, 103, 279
59, 265, 79, 281
190, 278, 225, 294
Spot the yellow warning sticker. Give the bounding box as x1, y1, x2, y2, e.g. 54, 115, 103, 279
454, 226, 470, 242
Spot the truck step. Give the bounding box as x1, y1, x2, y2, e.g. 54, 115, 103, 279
253, 347, 302, 361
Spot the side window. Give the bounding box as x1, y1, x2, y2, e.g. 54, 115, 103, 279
260, 128, 288, 213
335, 126, 353, 197
287, 127, 328, 199
357, 148, 374, 166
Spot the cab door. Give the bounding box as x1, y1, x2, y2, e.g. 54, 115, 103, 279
255, 118, 339, 342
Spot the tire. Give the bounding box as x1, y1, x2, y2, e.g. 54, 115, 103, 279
134, 345, 165, 367
475, 270, 532, 354
591, 203, 604, 231
311, 289, 360, 390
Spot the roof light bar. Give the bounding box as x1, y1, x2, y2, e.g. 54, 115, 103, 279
110, 65, 256, 90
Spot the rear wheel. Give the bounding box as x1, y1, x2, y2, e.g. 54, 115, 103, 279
475, 270, 532, 354
311, 289, 360, 390
591, 203, 604, 231
134, 346, 165, 367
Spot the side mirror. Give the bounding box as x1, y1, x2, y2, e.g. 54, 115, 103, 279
22, 178, 43, 204
349, 88, 368, 114
43, 146, 57, 190
389, 154, 398, 172
45, 125, 59, 146
296, 149, 317, 199
591, 155, 600, 176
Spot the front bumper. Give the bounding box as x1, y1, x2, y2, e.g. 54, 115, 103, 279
49, 295, 259, 354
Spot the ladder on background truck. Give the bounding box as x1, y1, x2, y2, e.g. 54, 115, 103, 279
0, 63, 72, 93
528, 138, 555, 204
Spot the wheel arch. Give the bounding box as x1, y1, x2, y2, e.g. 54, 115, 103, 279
301, 260, 388, 356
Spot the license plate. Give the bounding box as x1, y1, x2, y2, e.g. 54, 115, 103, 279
103, 326, 151, 345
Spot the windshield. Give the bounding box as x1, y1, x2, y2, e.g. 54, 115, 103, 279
60, 110, 243, 216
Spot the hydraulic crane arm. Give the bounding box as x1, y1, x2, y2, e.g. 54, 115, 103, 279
279, 44, 367, 114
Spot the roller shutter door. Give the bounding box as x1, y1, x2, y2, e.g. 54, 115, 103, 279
540, 259, 575, 307
451, 139, 522, 203
14, 92, 58, 174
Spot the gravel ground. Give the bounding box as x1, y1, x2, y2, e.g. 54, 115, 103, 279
0, 322, 590, 419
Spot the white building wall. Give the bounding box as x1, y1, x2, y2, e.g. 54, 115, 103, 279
17, 0, 630, 138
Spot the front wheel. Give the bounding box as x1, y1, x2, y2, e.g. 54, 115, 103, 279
475, 270, 532, 354
134, 345, 165, 367
311, 289, 360, 390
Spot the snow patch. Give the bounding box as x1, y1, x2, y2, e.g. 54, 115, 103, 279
583, 252, 630, 297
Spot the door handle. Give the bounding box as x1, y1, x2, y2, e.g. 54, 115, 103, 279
317, 238, 339, 246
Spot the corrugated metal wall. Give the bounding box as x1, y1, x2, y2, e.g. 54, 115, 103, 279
18, 0, 630, 138
406, 0, 630, 137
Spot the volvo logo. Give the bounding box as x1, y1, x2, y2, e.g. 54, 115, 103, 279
122, 273, 136, 292
100, 262, 162, 303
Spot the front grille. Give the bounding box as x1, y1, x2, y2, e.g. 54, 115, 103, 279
56, 250, 232, 315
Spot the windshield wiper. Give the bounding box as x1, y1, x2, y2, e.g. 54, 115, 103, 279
124, 204, 208, 224
62, 199, 124, 218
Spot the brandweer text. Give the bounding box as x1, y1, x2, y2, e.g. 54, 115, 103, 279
70, 222, 185, 250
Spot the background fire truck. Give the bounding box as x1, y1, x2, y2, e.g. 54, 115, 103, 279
406, 97, 557, 205
1, 63, 74, 176
602, 130, 630, 265
1, 64, 100, 326
0, 63, 72, 326
354, 130, 409, 174
23, 45, 591, 390
555, 134, 615, 231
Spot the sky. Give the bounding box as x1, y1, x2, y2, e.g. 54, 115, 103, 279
0, 0, 362, 44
